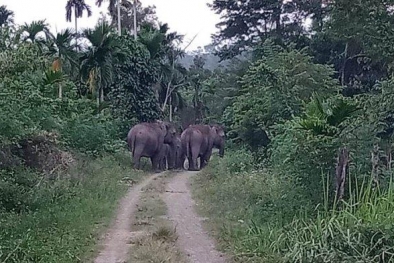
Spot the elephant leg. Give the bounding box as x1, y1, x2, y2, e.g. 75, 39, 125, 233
132, 154, 141, 170
178, 154, 185, 170
200, 150, 212, 169
132, 143, 145, 170
189, 145, 200, 171
158, 157, 164, 171
151, 155, 161, 173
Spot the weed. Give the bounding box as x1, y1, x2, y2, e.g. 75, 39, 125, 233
0, 153, 145, 262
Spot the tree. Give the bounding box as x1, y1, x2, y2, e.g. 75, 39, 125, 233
0, 5, 14, 27
108, 35, 161, 134
96, 0, 156, 38
65, 0, 92, 47
325, 0, 394, 89
223, 41, 340, 150
80, 21, 124, 109
139, 23, 188, 121
209, 0, 321, 59
20, 20, 51, 44
187, 55, 214, 123
46, 29, 78, 98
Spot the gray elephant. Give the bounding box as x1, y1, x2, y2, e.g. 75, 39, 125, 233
127, 120, 177, 172
211, 124, 225, 158
180, 124, 225, 171
173, 134, 183, 169
159, 143, 172, 171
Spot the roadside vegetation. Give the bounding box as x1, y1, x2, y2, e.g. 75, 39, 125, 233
0, 154, 145, 262
191, 0, 394, 262
2, 0, 394, 262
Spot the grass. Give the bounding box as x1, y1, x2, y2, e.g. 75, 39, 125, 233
128, 174, 186, 263
191, 149, 394, 263
0, 151, 146, 263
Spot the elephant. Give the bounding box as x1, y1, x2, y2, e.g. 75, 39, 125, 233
210, 124, 225, 158
127, 120, 177, 173
173, 134, 183, 169
159, 143, 172, 171
180, 124, 225, 171
181, 127, 205, 171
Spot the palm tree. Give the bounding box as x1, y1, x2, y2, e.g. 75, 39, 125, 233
20, 20, 51, 44
80, 21, 124, 108
0, 5, 14, 27
46, 29, 78, 98
65, 0, 92, 48
139, 23, 191, 121
95, 0, 118, 33
96, 0, 139, 37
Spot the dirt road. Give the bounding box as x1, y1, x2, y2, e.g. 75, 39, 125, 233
164, 171, 227, 263
93, 170, 226, 263
94, 174, 160, 263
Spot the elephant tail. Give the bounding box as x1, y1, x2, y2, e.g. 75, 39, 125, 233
186, 136, 192, 159
131, 134, 137, 157
128, 132, 136, 156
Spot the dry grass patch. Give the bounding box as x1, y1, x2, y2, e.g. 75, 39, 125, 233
129, 173, 187, 263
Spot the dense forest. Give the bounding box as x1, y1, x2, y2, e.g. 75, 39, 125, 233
2, 0, 394, 262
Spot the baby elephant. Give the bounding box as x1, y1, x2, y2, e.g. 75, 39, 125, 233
159, 144, 172, 171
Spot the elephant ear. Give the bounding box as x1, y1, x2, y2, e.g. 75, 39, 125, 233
211, 125, 225, 137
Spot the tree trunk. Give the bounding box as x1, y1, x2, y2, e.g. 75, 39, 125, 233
274, 1, 282, 37
74, 8, 78, 51
371, 145, 380, 187
335, 147, 349, 203
133, 0, 137, 40
341, 42, 348, 86
387, 143, 392, 171
169, 95, 173, 122
117, 0, 121, 36
58, 83, 63, 99
100, 87, 104, 103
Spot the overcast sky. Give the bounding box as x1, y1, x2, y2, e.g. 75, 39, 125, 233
2, 0, 220, 51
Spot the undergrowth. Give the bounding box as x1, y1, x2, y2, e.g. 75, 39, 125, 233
0, 152, 145, 263
193, 149, 394, 263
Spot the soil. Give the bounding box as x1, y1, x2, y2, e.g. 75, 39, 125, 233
94, 170, 227, 263
94, 174, 160, 263
163, 171, 227, 263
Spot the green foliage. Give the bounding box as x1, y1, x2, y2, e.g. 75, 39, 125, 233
0, 154, 144, 262
61, 112, 123, 155
224, 41, 340, 149
297, 94, 359, 136
192, 151, 310, 262
108, 34, 161, 134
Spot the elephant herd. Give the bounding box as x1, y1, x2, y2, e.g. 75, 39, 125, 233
127, 120, 225, 173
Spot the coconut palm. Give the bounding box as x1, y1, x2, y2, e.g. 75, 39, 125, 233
65, 0, 92, 47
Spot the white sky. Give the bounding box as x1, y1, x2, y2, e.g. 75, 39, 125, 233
2, 0, 220, 51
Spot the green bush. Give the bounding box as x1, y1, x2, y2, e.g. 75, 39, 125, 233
0, 154, 144, 262
61, 112, 123, 155
0, 168, 42, 213
194, 151, 394, 262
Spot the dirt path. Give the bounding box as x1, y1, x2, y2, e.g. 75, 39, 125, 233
94, 174, 160, 263
164, 171, 227, 263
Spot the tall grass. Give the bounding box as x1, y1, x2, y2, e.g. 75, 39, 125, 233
0, 152, 146, 263
192, 149, 394, 263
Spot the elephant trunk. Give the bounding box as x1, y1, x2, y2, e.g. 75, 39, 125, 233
218, 142, 224, 158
